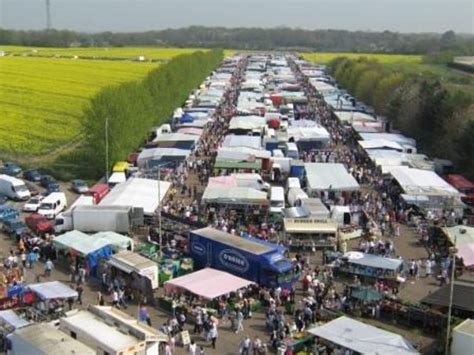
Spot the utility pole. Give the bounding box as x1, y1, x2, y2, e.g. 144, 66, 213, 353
45, 0, 52, 30
445, 237, 457, 355
157, 166, 163, 259
105, 117, 109, 182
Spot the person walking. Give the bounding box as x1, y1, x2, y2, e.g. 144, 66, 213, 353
209, 321, 218, 349
27, 251, 37, 269
240, 336, 251, 355
97, 291, 105, 306
112, 289, 120, 308
44, 259, 54, 277
76, 284, 83, 305
252, 336, 262, 355
235, 308, 244, 334
188, 340, 197, 355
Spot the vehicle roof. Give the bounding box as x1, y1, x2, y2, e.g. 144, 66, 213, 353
192, 227, 274, 255
41, 192, 65, 202
0, 174, 25, 185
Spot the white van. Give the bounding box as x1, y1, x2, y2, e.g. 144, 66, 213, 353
270, 186, 285, 214
0, 174, 30, 201
286, 142, 299, 159
286, 177, 301, 192
287, 187, 309, 207
38, 192, 67, 219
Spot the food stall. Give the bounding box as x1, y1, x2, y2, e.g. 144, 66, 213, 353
333, 251, 404, 286
283, 217, 338, 251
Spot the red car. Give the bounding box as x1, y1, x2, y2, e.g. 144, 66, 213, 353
25, 214, 55, 235
86, 183, 109, 204
444, 174, 474, 206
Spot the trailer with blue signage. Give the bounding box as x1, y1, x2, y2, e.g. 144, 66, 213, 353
189, 227, 297, 289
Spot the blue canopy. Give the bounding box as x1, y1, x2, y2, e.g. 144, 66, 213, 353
180, 113, 194, 123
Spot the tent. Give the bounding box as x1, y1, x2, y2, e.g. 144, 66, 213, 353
100, 178, 171, 215
443, 226, 474, 266
53, 231, 113, 276
164, 268, 255, 300
137, 148, 191, 169
29, 281, 78, 300
344, 252, 403, 271
92, 231, 134, 252
202, 186, 268, 206
351, 287, 382, 302
108, 251, 159, 289
390, 167, 459, 197
222, 135, 262, 150
305, 163, 359, 193
308, 316, 418, 354
421, 282, 474, 313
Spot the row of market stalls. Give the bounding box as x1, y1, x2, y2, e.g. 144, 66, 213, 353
300, 59, 467, 218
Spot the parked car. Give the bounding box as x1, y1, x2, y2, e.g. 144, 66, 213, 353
23, 169, 42, 182
0, 194, 7, 204
40, 175, 56, 188
0, 205, 19, 222
0, 162, 22, 176
25, 182, 40, 196
25, 214, 55, 235
23, 196, 44, 212
71, 179, 89, 194
2, 218, 27, 240
46, 182, 61, 194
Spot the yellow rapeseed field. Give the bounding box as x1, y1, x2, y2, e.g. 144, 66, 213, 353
0, 56, 157, 156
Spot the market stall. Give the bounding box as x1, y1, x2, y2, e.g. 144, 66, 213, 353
160, 268, 259, 317
27, 281, 78, 321
283, 217, 338, 250
308, 316, 419, 354
333, 251, 404, 286
108, 251, 159, 291
52, 231, 113, 277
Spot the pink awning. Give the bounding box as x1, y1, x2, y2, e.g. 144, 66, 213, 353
458, 242, 474, 267
207, 176, 238, 188
164, 268, 255, 300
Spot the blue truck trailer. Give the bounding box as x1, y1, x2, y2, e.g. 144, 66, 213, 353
189, 227, 297, 289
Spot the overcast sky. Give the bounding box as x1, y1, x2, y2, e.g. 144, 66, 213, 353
1, 0, 472, 33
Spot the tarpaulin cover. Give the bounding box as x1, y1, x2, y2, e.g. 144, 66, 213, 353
164, 268, 255, 300
305, 163, 359, 192
29, 281, 78, 300
180, 113, 194, 123
308, 316, 418, 354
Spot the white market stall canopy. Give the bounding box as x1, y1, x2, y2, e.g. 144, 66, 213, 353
359, 133, 416, 149
390, 167, 459, 197
29, 281, 78, 300
202, 186, 268, 205
344, 251, 403, 271
287, 126, 330, 143
222, 135, 262, 150
217, 146, 271, 160
308, 316, 418, 354
164, 268, 255, 300
53, 230, 111, 256
108, 172, 127, 185
305, 163, 359, 192
100, 178, 171, 215
229, 116, 267, 131
359, 139, 404, 151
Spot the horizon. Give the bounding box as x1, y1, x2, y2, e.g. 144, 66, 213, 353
1, 0, 473, 34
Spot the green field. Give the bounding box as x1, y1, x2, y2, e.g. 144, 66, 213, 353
0, 46, 201, 60
300, 52, 422, 64
0, 56, 158, 157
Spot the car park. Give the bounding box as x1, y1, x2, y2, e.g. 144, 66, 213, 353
0, 205, 19, 221
46, 182, 61, 194
71, 179, 89, 194
23, 169, 42, 182
23, 195, 44, 212
2, 218, 27, 239
0, 162, 22, 176
40, 175, 57, 188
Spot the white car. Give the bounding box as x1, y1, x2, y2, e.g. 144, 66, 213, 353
23, 196, 44, 212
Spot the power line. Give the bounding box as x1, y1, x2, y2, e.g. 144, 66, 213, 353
45, 0, 52, 30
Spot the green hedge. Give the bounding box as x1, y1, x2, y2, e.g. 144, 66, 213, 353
82, 49, 223, 177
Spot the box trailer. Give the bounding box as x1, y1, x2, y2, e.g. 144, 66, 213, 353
189, 227, 297, 289
55, 205, 144, 234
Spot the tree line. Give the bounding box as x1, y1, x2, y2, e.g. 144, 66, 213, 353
328, 57, 474, 179
81, 49, 223, 177
1, 27, 472, 55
